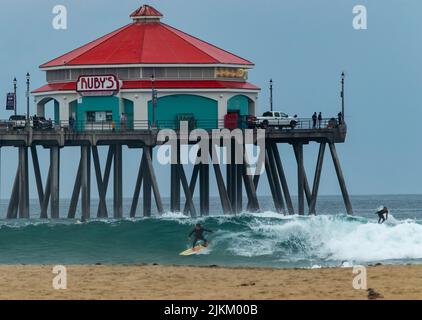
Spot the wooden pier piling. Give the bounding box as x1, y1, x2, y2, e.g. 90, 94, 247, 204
0, 123, 353, 219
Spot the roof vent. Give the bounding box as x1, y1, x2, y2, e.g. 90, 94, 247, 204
130, 4, 163, 22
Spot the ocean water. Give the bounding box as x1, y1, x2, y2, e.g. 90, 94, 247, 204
0, 195, 421, 268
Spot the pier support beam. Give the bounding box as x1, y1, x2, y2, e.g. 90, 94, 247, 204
171, 141, 181, 212
309, 143, 326, 215
178, 163, 197, 217
41, 165, 52, 219
296, 143, 305, 215
199, 163, 210, 216
242, 163, 259, 212
265, 148, 284, 214
227, 139, 239, 212
68, 158, 82, 219
92, 146, 108, 218
31, 146, 44, 210
266, 144, 285, 214
211, 144, 232, 214
96, 146, 113, 218
50, 147, 60, 219
18, 147, 30, 219
184, 163, 199, 215
143, 147, 152, 217
130, 152, 145, 218
246, 169, 261, 212
81, 145, 91, 220
294, 144, 312, 207
114, 144, 123, 218
6, 168, 20, 219
270, 144, 294, 215
236, 163, 243, 213
144, 146, 164, 215
199, 143, 210, 216
329, 143, 353, 215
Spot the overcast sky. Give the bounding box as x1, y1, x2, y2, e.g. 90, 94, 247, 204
0, 0, 421, 201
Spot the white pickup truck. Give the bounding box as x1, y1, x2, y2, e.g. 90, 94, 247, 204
255, 111, 298, 129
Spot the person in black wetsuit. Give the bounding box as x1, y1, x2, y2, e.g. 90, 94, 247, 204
376, 206, 389, 224
189, 223, 213, 248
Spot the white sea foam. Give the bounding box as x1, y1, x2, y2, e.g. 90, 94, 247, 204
320, 219, 422, 261
226, 214, 422, 263
160, 212, 190, 219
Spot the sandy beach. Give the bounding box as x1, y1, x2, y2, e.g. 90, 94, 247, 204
0, 264, 420, 300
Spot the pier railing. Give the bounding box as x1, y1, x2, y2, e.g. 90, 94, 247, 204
0, 117, 344, 133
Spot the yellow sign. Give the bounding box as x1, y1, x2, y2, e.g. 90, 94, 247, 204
215, 68, 247, 79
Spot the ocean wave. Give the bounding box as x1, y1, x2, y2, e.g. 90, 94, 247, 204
0, 213, 421, 267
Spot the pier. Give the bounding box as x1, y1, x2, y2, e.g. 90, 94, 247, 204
0, 4, 353, 219
0, 119, 352, 219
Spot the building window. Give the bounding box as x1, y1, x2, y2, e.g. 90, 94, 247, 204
70, 69, 79, 80
165, 68, 179, 79
202, 68, 214, 79
129, 68, 141, 79
143, 67, 154, 79
87, 111, 113, 123
190, 68, 202, 79
117, 68, 129, 79
178, 68, 190, 79
46, 66, 244, 83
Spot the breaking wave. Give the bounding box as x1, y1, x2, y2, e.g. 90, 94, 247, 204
0, 212, 421, 268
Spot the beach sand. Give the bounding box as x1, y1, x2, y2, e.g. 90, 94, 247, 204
0, 264, 420, 300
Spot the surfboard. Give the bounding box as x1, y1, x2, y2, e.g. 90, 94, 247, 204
179, 245, 207, 256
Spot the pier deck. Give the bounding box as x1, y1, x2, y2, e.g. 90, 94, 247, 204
0, 124, 347, 147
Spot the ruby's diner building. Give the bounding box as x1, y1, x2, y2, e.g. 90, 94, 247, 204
32, 4, 260, 130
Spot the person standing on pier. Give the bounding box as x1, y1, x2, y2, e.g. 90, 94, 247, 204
338, 112, 343, 125
318, 112, 323, 128
69, 116, 75, 131
312, 112, 317, 128
121, 113, 127, 132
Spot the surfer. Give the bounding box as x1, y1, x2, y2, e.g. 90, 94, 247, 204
376, 206, 389, 224
188, 223, 213, 249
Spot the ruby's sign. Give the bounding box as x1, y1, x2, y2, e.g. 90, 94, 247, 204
77, 75, 120, 96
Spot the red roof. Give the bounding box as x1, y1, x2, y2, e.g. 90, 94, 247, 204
32, 80, 259, 94
40, 5, 253, 68
130, 4, 163, 18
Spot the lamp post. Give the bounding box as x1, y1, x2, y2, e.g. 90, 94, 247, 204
13, 78, 17, 116
26, 73, 30, 124
151, 74, 157, 128
341, 72, 345, 121
269, 79, 273, 112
